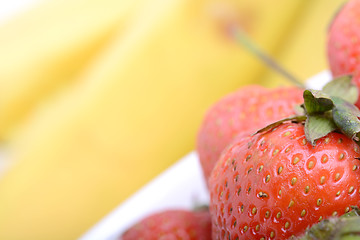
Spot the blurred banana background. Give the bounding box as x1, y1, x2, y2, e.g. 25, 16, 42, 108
0, 0, 346, 239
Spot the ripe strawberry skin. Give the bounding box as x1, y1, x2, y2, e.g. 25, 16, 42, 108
121, 209, 211, 240
197, 86, 303, 182
209, 123, 360, 240
328, 0, 360, 107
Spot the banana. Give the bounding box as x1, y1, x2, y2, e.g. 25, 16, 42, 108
0, 0, 145, 140
0, 0, 305, 239
260, 0, 347, 87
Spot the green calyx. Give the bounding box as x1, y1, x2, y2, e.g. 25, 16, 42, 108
293, 207, 360, 240
256, 75, 360, 146
302, 75, 360, 145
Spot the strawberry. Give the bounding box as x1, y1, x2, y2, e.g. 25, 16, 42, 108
120, 209, 211, 240
197, 85, 303, 182
327, 0, 360, 107
209, 122, 360, 239
208, 77, 360, 239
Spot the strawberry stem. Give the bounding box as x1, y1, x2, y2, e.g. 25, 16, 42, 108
254, 76, 360, 146
228, 25, 305, 89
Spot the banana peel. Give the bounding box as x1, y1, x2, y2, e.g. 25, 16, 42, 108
0, 0, 146, 140
0, 0, 305, 239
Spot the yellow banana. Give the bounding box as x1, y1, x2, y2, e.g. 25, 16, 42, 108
260, 0, 347, 87
0, 0, 305, 239
0, 0, 145, 140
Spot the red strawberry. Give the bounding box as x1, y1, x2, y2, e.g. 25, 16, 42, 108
209, 122, 360, 239
121, 209, 211, 240
328, 0, 360, 107
197, 85, 303, 182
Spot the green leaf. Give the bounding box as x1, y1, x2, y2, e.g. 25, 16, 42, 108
345, 206, 360, 217
253, 116, 307, 135
296, 208, 360, 240
303, 89, 334, 115
322, 75, 358, 104
304, 115, 337, 146
294, 104, 305, 116
332, 96, 360, 142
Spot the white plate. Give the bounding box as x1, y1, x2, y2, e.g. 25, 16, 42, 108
79, 70, 332, 240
